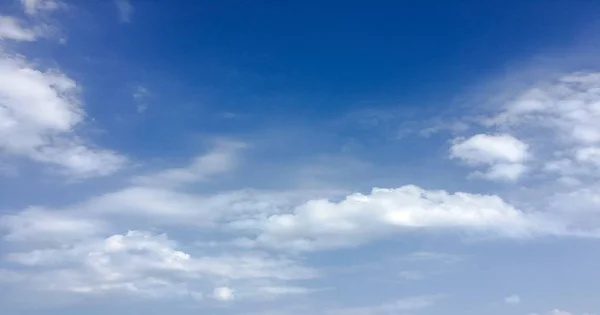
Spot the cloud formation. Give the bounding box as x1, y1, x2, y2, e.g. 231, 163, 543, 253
236, 185, 563, 251
0, 16, 38, 41
0, 51, 126, 177
450, 133, 529, 181
20, 0, 61, 16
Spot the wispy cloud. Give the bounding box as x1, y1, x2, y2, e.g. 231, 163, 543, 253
115, 0, 133, 23
327, 295, 444, 315
504, 294, 521, 304
0, 16, 38, 41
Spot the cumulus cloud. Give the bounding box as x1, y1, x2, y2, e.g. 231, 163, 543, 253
0, 51, 126, 177
486, 72, 600, 144
446, 71, 600, 227
2, 230, 316, 299
236, 185, 565, 251
450, 134, 529, 164
450, 133, 529, 181
482, 72, 600, 180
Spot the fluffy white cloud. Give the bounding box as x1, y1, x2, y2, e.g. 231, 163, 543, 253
504, 294, 520, 304
445, 71, 600, 230
480, 72, 600, 181
2, 230, 316, 299
450, 133, 529, 181
451, 134, 529, 164
487, 72, 600, 144
0, 51, 126, 177
237, 185, 562, 251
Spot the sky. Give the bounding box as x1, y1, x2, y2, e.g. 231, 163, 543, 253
1, 0, 600, 314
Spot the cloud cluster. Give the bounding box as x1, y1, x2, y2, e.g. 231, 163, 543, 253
0, 52, 126, 177
0, 16, 39, 41
21, 0, 61, 16
236, 185, 561, 251
0, 0, 63, 42
2, 230, 316, 300
449, 72, 600, 186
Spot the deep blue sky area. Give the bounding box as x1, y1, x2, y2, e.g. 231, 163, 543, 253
116, 0, 596, 102
54, 0, 600, 118
42, 0, 600, 159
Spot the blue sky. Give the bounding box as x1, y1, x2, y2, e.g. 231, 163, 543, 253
1, 0, 600, 314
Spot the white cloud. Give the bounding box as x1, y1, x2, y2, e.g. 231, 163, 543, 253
0, 207, 106, 243
0, 1, 64, 42
212, 286, 234, 301
0, 51, 126, 177
472, 162, 527, 181
132, 139, 246, 187
450, 133, 529, 181
133, 85, 149, 113
20, 0, 61, 15
2, 230, 316, 299
0, 179, 329, 244
575, 147, 600, 165
446, 71, 600, 230
487, 72, 600, 144
0, 16, 38, 41
478, 72, 600, 181
504, 294, 520, 304
238, 185, 561, 251
450, 134, 529, 164
115, 0, 133, 23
